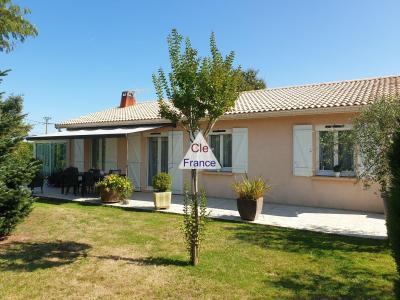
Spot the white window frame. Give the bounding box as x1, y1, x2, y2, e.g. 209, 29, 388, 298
315, 124, 355, 177
209, 130, 232, 172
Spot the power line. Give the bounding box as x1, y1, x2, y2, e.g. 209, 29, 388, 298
43, 116, 52, 134
26, 118, 55, 125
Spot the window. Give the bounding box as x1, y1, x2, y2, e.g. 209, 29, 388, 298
91, 138, 105, 170
317, 125, 355, 177
209, 132, 232, 171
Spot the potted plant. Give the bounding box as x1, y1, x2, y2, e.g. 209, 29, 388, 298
333, 165, 341, 177
232, 175, 271, 221
97, 174, 133, 204
152, 172, 172, 209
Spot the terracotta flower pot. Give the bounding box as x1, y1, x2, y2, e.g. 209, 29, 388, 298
100, 187, 121, 203
237, 197, 264, 221
153, 191, 172, 209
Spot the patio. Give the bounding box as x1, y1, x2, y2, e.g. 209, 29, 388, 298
33, 186, 387, 239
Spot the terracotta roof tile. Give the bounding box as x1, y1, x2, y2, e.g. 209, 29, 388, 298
57, 75, 400, 128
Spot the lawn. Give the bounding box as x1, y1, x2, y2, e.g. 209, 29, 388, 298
0, 199, 397, 299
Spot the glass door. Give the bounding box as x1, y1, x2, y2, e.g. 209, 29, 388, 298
147, 136, 168, 186
35, 142, 67, 176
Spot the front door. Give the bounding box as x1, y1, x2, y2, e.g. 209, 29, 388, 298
147, 136, 168, 187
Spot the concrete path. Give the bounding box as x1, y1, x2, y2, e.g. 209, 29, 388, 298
34, 186, 387, 239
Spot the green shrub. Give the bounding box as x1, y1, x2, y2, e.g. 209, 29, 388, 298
152, 172, 172, 192
96, 174, 133, 200
0, 93, 40, 239
333, 165, 341, 172
388, 130, 400, 296
232, 175, 271, 201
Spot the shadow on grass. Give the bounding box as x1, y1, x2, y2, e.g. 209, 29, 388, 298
227, 223, 396, 298
0, 241, 91, 272
35, 197, 160, 215
94, 255, 189, 267
36, 197, 99, 207
226, 222, 389, 254
266, 266, 396, 299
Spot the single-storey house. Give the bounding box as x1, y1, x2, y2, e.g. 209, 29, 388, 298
28, 75, 400, 213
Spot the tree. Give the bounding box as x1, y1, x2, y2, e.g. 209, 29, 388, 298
0, 0, 38, 52
0, 0, 38, 238
153, 29, 242, 265
352, 96, 400, 296
0, 71, 39, 238
239, 68, 266, 91
388, 129, 400, 298
352, 97, 400, 202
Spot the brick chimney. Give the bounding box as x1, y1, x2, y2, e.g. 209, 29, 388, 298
119, 91, 136, 108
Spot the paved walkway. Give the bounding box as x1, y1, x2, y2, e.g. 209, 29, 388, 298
34, 186, 387, 239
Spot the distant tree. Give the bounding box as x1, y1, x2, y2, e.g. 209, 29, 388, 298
0, 0, 38, 52
0, 1, 38, 238
239, 68, 266, 91
153, 29, 242, 265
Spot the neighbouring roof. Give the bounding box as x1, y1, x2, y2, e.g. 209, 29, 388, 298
57, 75, 400, 128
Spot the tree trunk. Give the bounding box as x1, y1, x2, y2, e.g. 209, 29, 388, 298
190, 168, 199, 266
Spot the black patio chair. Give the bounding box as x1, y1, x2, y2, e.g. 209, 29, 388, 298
109, 169, 122, 175
61, 167, 80, 195
89, 169, 103, 196
29, 171, 44, 193
81, 171, 96, 196
47, 169, 63, 187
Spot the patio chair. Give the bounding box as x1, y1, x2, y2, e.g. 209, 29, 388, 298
89, 169, 103, 196
47, 169, 63, 187
81, 171, 96, 196
29, 171, 44, 193
61, 167, 80, 195
109, 169, 122, 175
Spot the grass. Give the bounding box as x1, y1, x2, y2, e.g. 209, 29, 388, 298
0, 198, 398, 299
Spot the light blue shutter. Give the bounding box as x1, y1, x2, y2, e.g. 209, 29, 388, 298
168, 131, 183, 194
127, 134, 141, 191
232, 128, 248, 173
293, 125, 313, 176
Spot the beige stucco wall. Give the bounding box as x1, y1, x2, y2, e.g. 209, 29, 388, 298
69, 111, 383, 213
196, 113, 383, 213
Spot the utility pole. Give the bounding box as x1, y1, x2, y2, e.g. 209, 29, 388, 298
43, 116, 52, 134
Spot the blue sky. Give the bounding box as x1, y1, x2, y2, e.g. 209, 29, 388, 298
2, 0, 400, 134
